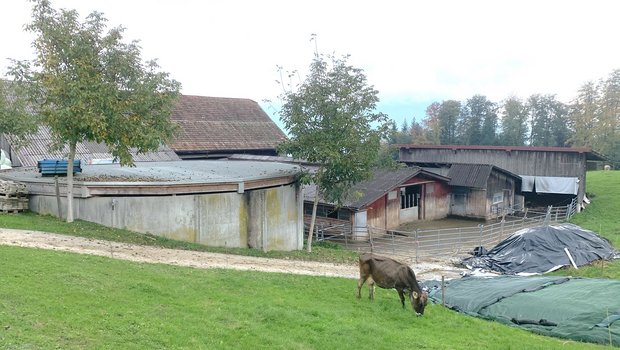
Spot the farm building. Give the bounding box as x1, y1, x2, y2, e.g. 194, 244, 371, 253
0, 160, 304, 251
168, 95, 287, 159
0, 94, 286, 165
304, 166, 451, 238
399, 145, 605, 209
0, 126, 180, 167
445, 163, 521, 220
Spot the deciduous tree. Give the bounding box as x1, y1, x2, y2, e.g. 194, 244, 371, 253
499, 96, 528, 146
6, 0, 180, 222
277, 53, 390, 252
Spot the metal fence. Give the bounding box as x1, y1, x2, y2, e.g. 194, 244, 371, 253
310, 198, 578, 263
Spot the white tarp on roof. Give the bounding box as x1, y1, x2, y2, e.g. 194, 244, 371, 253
520, 176, 578, 195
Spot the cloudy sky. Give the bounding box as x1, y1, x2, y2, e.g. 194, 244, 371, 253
1, 0, 619, 128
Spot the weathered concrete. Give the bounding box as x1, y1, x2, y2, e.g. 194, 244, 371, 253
3, 160, 304, 251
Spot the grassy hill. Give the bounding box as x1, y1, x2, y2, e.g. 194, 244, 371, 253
0, 170, 618, 348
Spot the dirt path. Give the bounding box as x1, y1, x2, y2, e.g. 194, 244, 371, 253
0, 228, 465, 281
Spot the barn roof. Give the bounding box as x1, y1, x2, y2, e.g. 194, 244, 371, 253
304, 166, 451, 209
398, 144, 606, 161
6, 126, 180, 167
168, 95, 287, 154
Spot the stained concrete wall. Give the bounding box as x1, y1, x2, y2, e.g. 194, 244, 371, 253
28, 183, 303, 251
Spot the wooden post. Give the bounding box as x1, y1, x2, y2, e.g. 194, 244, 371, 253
441, 275, 446, 307
54, 175, 62, 219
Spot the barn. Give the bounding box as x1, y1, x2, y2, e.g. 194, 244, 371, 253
399, 145, 605, 209
304, 166, 451, 238
0, 94, 304, 251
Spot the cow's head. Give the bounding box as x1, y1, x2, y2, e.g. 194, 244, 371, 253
411, 290, 429, 316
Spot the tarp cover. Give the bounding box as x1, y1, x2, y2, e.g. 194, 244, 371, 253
520, 176, 578, 194
426, 276, 620, 346
462, 223, 618, 275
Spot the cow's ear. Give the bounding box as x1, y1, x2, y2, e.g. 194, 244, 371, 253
413, 291, 418, 299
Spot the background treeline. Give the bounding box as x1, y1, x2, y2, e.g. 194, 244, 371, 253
389, 69, 620, 167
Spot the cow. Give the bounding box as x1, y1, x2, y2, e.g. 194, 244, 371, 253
357, 253, 428, 315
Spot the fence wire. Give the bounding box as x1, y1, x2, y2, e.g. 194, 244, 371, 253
309, 199, 578, 263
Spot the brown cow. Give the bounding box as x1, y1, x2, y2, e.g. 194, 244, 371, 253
357, 253, 428, 315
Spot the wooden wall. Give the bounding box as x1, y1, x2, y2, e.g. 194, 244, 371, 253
400, 147, 587, 205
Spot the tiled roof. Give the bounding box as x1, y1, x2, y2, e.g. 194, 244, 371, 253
9, 126, 180, 167
168, 95, 287, 153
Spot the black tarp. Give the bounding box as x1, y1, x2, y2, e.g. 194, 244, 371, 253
462, 223, 618, 275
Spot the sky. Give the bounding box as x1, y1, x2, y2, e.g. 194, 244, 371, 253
1, 0, 619, 130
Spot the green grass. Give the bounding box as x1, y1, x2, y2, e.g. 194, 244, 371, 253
0, 245, 609, 350
1, 170, 619, 348
0, 211, 358, 264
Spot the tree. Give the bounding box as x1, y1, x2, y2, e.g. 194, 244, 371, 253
438, 100, 461, 144
457, 95, 496, 145
527, 94, 568, 146
499, 96, 528, 146
277, 53, 390, 252
6, 0, 180, 222
568, 81, 599, 148
480, 99, 499, 145
0, 78, 38, 146
597, 70, 620, 163
422, 102, 441, 144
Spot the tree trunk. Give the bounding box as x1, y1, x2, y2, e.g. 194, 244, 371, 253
66, 142, 76, 223
307, 185, 320, 253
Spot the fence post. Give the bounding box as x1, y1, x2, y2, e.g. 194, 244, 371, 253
391, 230, 396, 255
415, 229, 419, 264
344, 225, 349, 248
478, 224, 484, 249
544, 206, 552, 226
368, 226, 373, 253
500, 218, 505, 244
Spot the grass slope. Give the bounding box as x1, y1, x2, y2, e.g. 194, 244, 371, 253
0, 245, 608, 349
0, 170, 619, 348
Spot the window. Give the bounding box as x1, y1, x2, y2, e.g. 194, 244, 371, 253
492, 192, 504, 204
400, 186, 420, 209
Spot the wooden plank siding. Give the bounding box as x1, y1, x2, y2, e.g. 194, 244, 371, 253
399, 146, 592, 206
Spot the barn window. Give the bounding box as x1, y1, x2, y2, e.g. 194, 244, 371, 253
400, 186, 420, 209
492, 192, 504, 204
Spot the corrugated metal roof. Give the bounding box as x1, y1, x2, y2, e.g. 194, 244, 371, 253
168, 95, 288, 153
11, 126, 181, 167
447, 163, 492, 189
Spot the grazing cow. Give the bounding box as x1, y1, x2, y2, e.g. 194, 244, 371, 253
357, 253, 428, 315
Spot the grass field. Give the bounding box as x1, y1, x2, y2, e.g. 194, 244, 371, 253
0, 245, 610, 349
0, 170, 619, 348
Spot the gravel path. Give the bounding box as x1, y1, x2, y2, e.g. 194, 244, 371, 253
0, 228, 464, 281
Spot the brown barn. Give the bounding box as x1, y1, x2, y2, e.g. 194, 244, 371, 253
399, 145, 605, 209
304, 167, 451, 238
445, 163, 521, 220
168, 95, 287, 159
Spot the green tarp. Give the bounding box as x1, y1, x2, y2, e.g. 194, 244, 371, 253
427, 276, 620, 347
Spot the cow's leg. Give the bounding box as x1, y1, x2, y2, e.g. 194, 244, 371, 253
397, 289, 406, 308
357, 276, 366, 299
369, 280, 375, 300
